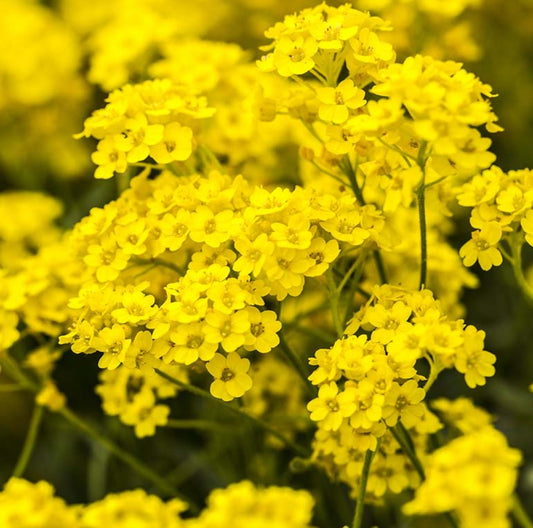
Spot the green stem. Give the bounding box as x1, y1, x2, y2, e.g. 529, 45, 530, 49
392, 424, 460, 528
12, 404, 44, 478
509, 240, 533, 304
1, 356, 192, 506
337, 254, 365, 295
423, 358, 443, 394
340, 155, 365, 205
373, 250, 388, 285
0, 383, 24, 392
512, 494, 533, 528
166, 419, 236, 432
416, 143, 428, 290
116, 172, 130, 196
416, 184, 427, 290
390, 425, 424, 480
301, 120, 324, 143
59, 407, 193, 506
352, 449, 375, 528
326, 270, 344, 338
339, 156, 390, 287
130, 162, 167, 171
287, 324, 336, 344
132, 257, 184, 276
154, 369, 310, 457
278, 334, 317, 397
309, 160, 348, 185
197, 144, 222, 172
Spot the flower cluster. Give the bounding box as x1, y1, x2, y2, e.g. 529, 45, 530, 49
356, 0, 484, 62
0, 191, 62, 269
258, 3, 395, 85
150, 39, 299, 181
60, 167, 385, 433
77, 79, 214, 179
97, 364, 187, 437
404, 426, 522, 528
373, 54, 500, 170
457, 165, 533, 270
306, 284, 495, 496
60, 0, 226, 91
0, 478, 314, 528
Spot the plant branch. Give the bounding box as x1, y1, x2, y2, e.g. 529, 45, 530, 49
12, 404, 44, 478
154, 369, 310, 457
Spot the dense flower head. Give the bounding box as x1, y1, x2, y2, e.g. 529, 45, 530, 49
97, 363, 186, 436
0, 479, 314, 528
307, 284, 495, 496
258, 3, 395, 86
189, 480, 315, 528
404, 426, 522, 528
457, 166, 533, 271
0, 479, 79, 528
0, 0, 81, 109
60, 168, 387, 433
77, 79, 214, 179
59, 0, 227, 91
356, 0, 484, 61
0, 192, 63, 269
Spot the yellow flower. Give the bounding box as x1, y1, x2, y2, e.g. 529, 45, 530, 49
84, 237, 129, 283
459, 222, 502, 270
207, 352, 253, 401
91, 136, 128, 180
94, 324, 131, 370
150, 122, 194, 164
521, 209, 533, 247
204, 309, 250, 352
234, 233, 274, 277
112, 290, 157, 325
454, 326, 496, 388
36, 381, 66, 411
272, 36, 318, 77
121, 389, 169, 438
365, 301, 412, 344
307, 381, 357, 431
382, 380, 426, 427
243, 307, 282, 353
189, 206, 240, 248
167, 322, 218, 365
316, 79, 366, 125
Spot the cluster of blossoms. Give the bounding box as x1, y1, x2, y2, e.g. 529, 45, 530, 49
254, 3, 502, 318
356, 0, 484, 62
306, 284, 495, 496
59, 166, 386, 434
0, 0, 90, 179
77, 79, 214, 179
257, 3, 500, 187
257, 3, 395, 85
0, 191, 63, 269
404, 426, 522, 527
0, 192, 83, 361
96, 365, 187, 437
59, 0, 226, 91
0, 478, 314, 528
149, 39, 299, 180
457, 165, 533, 271
0, 0, 80, 109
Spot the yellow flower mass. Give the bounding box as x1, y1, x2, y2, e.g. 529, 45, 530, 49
0, 1, 532, 527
